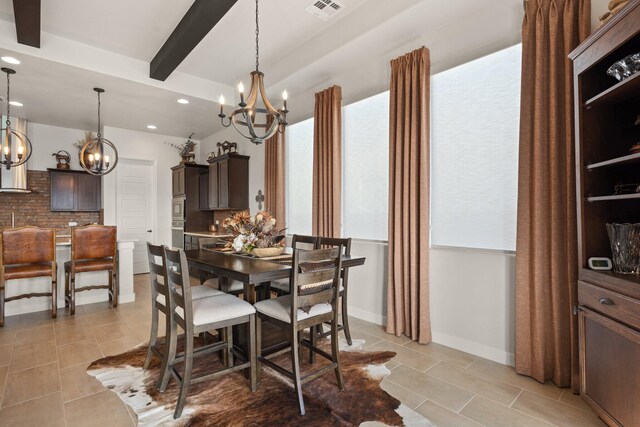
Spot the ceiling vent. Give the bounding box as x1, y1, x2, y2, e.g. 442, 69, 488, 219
306, 0, 345, 21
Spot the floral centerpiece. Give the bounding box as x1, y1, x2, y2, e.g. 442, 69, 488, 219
223, 211, 286, 257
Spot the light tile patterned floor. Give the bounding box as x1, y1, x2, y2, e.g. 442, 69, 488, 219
0, 274, 605, 426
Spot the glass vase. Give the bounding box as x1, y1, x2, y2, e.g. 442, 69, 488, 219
606, 223, 640, 274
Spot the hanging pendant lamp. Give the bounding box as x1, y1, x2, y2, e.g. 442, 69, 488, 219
0, 67, 32, 170
79, 88, 118, 176
218, 0, 288, 145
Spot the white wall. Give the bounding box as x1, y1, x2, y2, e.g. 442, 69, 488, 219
200, 128, 265, 215
102, 126, 199, 247
27, 122, 92, 171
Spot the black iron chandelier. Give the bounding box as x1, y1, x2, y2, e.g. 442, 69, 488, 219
1, 67, 32, 170
79, 88, 118, 176
218, 0, 288, 145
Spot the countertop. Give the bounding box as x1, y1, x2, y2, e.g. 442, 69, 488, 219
184, 231, 232, 238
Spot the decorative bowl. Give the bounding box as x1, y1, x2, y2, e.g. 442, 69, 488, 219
252, 247, 285, 258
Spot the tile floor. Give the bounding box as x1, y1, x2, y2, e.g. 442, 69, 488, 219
0, 274, 605, 427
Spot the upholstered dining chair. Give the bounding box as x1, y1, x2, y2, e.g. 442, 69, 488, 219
254, 246, 345, 415
143, 242, 225, 388
0, 226, 57, 326
162, 247, 257, 419
64, 225, 117, 315
269, 234, 319, 296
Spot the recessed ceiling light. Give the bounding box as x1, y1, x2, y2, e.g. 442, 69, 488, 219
9, 101, 23, 107
1, 56, 20, 65
147, 125, 157, 130
177, 98, 189, 104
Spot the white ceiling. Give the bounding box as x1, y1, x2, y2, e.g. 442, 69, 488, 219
0, 0, 523, 137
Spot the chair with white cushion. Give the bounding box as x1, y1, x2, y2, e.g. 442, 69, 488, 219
197, 238, 246, 296
269, 234, 319, 296
254, 246, 344, 415
162, 246, 257, 419
143, 242, 224, 389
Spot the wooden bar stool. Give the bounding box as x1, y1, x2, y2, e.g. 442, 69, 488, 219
162, 247, 257, 419
64, 225, 117, 315
0, 227, 57, 326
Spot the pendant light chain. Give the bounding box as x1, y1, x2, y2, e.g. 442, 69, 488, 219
255, 0, 260, 72
5, 71, 10, 127
96, 91, 102, 138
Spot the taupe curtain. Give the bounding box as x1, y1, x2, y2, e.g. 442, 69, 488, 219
13, 118, 28, 189
312, 85, 342, 238
386, 47, 431, 344
515, 0, 590, 391
264, 117, 286, 229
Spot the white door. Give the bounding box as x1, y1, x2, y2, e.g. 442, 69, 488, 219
116, 159, 155, 274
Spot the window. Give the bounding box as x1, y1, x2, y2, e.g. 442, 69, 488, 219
343, 92, 389, 240
286, 118, 314, 235
430, 44, 521, 251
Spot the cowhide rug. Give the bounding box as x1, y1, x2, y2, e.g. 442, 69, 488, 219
87, 337, 433, 426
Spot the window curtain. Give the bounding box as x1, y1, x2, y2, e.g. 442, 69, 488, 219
264, 116, 286, 229
515, 0, 590, 391
312, 85, 342, 238
386, 47, 431, 344
13, 118, 28, 189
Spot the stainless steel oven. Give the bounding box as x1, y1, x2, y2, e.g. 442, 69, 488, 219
172, 197, 185, 221
171, 220, 184, 249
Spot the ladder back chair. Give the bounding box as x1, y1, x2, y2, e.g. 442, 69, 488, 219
254, 245, 345, 415
162, 247, 257, 419
143, 242, 225, 388
0, 227, 57, 326
64, 225, 117, 315
315, 237, 353, 347
270, 234, 319, 296
197, 237, 245, 296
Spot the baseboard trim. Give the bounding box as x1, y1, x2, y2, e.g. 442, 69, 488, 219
431, 331, 515, 366
119, 293, 136, 304
5, 292, 137, 317
348, 306, 387, 326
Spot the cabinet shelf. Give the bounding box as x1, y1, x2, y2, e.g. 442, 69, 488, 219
586, 193, 640, 202
585, 72, 640, 108
587, 152, 640, 170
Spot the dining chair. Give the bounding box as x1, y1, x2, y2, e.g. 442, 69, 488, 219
269, 234, 319, 296
64, 225, 117, 315
315, 237, 353, 347
0, 227, 57, 326
143, 242, 225, 388
196, 237, 245, 296
254, 245, 344, 415
162, 246, 257, 419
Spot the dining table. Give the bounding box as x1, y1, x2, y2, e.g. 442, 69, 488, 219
184, 248, 366, 357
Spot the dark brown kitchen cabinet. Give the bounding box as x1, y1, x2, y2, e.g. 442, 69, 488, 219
49, 169, 101, 212
208, 153, 249, 210
172, 167, 186, 196
198, 171, 209, 210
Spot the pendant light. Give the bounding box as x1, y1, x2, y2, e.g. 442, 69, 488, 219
0, 67, 32, 170
80, 88, 118, 176
218, 0, 288, 145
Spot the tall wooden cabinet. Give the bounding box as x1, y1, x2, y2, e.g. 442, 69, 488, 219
569, 2, 640, 426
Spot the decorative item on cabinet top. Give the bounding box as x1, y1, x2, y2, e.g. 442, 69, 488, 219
52, 150, 71, 169
166, 133, 197, 164
598, 0, 631, 28
207, 141, 238, 160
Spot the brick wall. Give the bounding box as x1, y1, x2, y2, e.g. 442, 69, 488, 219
0, 170, 102, 232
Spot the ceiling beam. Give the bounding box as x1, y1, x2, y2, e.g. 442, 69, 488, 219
150, 0, 237, 81
12, 0, 41, 48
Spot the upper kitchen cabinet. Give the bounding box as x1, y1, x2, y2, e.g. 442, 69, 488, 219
172, 166, 186, 196
49, 169, 101, 212
208, 153, 249, 210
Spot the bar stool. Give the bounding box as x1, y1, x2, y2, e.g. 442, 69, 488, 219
143, 242, 225, 388
162, 247, 257, 419
0, 227, 57, 326
64, 225, 117, 315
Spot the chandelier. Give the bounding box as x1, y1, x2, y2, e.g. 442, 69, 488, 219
218, 0, 288, 145
1, 67, 32, 170
79, 88, 118, 176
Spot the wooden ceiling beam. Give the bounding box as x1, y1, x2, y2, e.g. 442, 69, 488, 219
12, 0, 41, 48
150, 0, 237, 81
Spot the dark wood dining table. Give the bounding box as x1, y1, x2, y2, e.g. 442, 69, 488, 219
184, 249, 366, 305
184, 248, 366, 358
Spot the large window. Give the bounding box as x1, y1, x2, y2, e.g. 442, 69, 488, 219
285, 118, 314, 235
431, 44, 521, 251
343, 92, 389, 240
